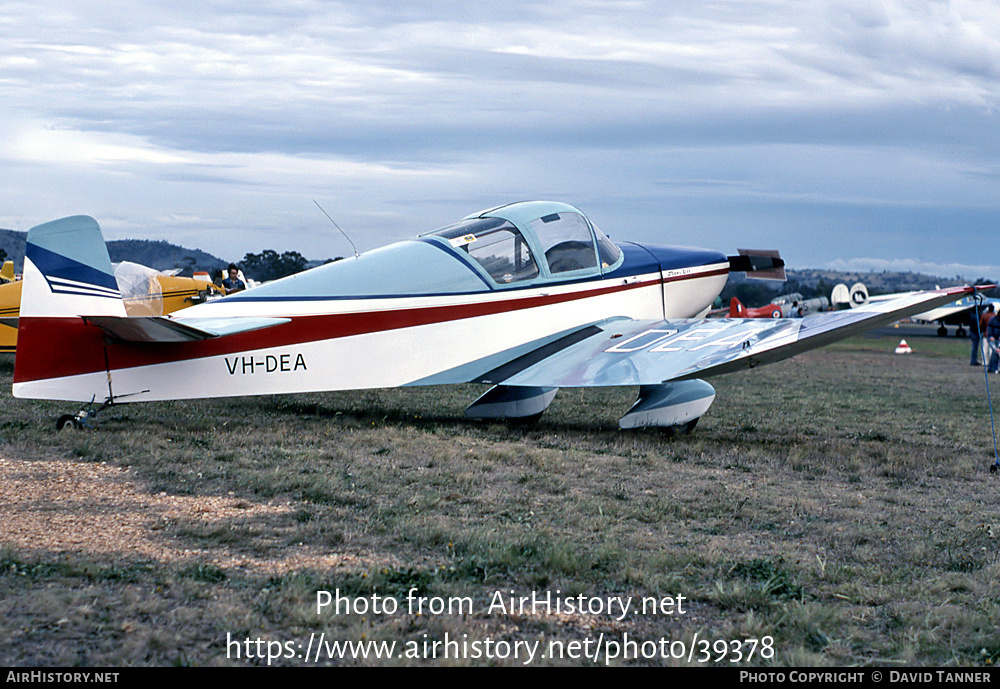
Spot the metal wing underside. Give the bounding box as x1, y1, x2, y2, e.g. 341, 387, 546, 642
913, 304, 972, 322
83, 315, 291, 343
452, 287, 979, 388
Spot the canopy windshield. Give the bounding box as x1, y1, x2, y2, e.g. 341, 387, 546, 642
431, 203, 623, 284
433, 218, 539, 284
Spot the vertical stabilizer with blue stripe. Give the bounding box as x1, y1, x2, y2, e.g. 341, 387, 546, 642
14, 216, 127, 402
19, 216, 126, 319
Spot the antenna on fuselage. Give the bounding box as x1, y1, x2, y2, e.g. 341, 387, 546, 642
313, 200, 360, 260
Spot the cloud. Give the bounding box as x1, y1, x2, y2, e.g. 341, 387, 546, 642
0, 1, 998, 271
826, 256, 1000, 282
11, 122, 190, 165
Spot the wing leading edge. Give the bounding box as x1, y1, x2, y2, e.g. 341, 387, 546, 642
486, 286, 984, 388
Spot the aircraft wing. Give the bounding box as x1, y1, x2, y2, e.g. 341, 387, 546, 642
912, 303, 973, 323
864, 290, 979, 321
486, 286, 981, 388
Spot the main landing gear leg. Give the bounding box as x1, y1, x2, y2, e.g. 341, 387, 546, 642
56, 396, 112, 431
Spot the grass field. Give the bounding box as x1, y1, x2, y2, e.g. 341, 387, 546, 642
1, 330, 999, 666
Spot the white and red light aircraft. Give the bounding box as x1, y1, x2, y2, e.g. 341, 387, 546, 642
12, 201, 982, 431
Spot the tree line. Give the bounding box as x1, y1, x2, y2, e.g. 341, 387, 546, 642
238, 249, 310, 282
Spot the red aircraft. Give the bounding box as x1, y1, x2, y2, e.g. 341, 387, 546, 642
728, 297, 785, 319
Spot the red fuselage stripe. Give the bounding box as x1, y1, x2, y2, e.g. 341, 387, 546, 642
15, 268, 729, 383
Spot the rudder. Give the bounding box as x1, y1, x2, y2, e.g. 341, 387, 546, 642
14, 216, 125, 400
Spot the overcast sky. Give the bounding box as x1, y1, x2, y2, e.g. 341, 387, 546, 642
2, 1, 999, 278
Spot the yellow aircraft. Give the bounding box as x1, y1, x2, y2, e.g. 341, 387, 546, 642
0, 261, 223, 353
1, 261, 20, 353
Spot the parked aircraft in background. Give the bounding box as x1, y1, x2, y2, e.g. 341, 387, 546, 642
727, 293, 830, 319
830, 283, 871, 310
773, 292, 829, 317
727, 297, 785, 319
833, 282, 999, 337
114, 262, 224, 316
0, 262, 16, 353
909, 295, 1000, 338
11, 202, 984, 432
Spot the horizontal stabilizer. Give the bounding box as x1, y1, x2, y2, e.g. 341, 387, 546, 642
83, 315, 290, 343
728, 249, 785, 281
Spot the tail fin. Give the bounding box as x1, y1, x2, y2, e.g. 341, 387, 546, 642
19, 216, 126, 319
729, 297, 746, 318
849, 282, 869, 308
14, 216, 125, 400
0, 260, 14, 282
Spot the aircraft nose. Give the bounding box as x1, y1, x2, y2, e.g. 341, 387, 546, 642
634, 244, 729, 272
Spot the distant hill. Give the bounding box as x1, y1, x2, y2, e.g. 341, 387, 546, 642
725, 267, 966, 295
105, 239, 227, 275
0, 229, 227, 276
785, 268, 964, 295
0, 230, 26, 269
